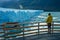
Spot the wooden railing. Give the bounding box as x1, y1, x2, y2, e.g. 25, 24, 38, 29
0, 21, 60, 40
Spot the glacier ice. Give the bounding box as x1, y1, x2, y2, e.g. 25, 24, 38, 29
0, 8, 44, 24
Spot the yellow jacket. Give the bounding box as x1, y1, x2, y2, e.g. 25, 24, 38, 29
46, 15, 53, 23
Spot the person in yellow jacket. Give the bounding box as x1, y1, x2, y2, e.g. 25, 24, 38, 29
46, 13, 53, 34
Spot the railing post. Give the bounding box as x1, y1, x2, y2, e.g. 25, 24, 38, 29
38, 22, 40, 38
52, 22, 54, 34
23, 24, 25, 40
3, 24, 6, 40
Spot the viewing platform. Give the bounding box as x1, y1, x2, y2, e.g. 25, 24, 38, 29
0, 21, 60, 40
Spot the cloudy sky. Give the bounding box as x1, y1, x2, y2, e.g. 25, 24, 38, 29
0, 0, 60, 11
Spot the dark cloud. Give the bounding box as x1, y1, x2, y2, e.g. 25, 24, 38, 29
0, 0, 60, 11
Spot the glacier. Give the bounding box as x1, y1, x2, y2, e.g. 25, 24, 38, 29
0, 8, 44, 24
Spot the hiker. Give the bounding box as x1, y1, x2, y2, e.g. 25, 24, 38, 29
46, 13, 53, 34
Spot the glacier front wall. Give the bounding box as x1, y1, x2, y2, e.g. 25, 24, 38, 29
0, 8, 43, 24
